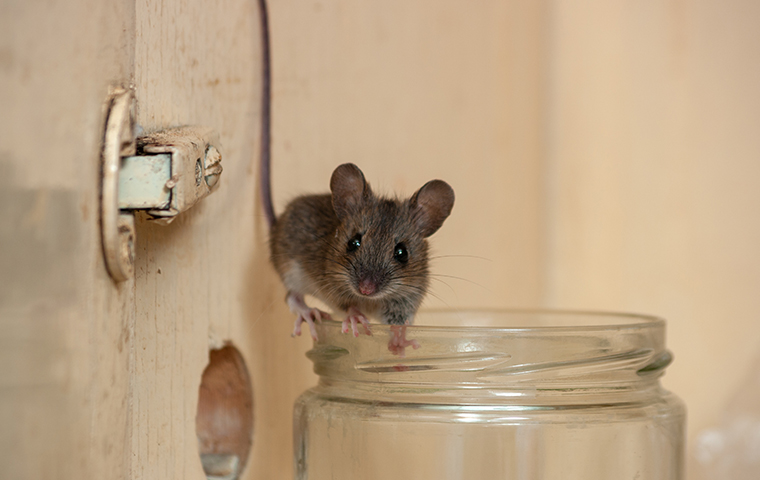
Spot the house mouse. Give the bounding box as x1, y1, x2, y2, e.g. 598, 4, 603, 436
255, 1, 455, 352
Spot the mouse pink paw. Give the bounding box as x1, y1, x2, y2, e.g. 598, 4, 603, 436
292, 308, 330, 341
287, 292, 331, 341
388, 325, 420, 357
342, 306, 372, 337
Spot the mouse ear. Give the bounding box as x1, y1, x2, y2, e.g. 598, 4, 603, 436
330, 163, 372, 220
410, 180, 455, 237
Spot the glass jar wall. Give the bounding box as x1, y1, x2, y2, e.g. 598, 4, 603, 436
294, 310, 686, 480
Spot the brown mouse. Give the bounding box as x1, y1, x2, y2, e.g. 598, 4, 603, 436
267, 164, 454, 342
255, 2, 454, 348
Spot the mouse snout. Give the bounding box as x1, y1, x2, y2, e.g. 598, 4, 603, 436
358, 278, 377, 296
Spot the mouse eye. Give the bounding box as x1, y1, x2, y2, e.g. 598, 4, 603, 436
347, 233, 362, 253
393, 243, 409, 264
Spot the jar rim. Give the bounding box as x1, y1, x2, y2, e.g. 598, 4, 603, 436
308, 308, 670, 401
320, 308, 665, 334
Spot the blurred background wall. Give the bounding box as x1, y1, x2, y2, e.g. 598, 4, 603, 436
271, 1, 760, 477
541, 2, 760, 477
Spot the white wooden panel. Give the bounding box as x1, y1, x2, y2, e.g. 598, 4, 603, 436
132, 0, 301, 478
0, 0, 135, 479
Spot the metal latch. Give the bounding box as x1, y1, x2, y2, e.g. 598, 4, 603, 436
101, 88, 223, 282
120, 126, 222, 220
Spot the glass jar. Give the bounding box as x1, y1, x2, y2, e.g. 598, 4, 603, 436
294, 310, 686, 480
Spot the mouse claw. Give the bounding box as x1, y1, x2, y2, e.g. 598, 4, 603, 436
342, 306, 372, 337
388, 325, 420, 357
292, 308, 330, 341
287, 293, 331, 341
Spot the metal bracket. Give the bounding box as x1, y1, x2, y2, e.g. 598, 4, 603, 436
101, 88, 137, 282
130, 126, 223, 224
100, 88, 223, 282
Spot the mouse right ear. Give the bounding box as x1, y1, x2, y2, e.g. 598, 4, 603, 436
410, 179, 455, 237
330, 163, 372, 220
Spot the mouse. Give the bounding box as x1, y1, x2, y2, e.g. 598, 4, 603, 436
269, 163, 454, 343
255, 1, 455, 352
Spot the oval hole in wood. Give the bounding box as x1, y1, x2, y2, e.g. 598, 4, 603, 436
196, 344, 254, 480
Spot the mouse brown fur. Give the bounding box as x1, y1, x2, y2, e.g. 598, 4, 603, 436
269, 163, 454, 338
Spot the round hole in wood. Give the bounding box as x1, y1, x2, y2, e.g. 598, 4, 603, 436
196, 344, 254, 480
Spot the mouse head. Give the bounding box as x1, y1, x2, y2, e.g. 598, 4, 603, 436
328, 163, 455, 306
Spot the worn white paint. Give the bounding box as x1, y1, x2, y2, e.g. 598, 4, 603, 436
119, 154, 172, 209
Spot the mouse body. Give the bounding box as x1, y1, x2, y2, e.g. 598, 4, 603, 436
269, 164, 454, 340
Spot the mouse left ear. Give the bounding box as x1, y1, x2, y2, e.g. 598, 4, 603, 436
410, 180, 455, 237
331, 163, 372, 220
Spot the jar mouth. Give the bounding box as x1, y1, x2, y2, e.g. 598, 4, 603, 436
320, 308, 664, 334
307, 308, 671, 403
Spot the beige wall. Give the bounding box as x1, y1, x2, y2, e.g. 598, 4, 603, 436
2, 0, 758, 478
543, 2, 760, 476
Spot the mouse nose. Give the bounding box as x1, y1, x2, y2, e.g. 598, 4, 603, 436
358, 278, 377, 296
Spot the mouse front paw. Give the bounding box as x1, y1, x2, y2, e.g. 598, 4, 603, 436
292, 308, 331, 341
342, 306, 373, 337
287, 292, 331, 340
388, 325, 420, 357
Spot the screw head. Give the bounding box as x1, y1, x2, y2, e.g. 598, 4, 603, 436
204, 145, 222, 188
195, 158, 203, 186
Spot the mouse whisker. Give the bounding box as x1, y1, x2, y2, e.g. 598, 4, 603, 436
428, 254, 494, 263
427, 276, 457, 296
316, 256, 351, 270
420, 288, 454, 310
428, 273, 493, 294
310, 282, 347, 310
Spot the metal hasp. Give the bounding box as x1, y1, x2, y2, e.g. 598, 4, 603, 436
133, 126, 223, 224
118, 153, 172, 210
100, 88, 223, 283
